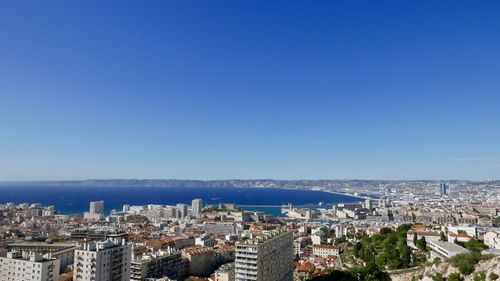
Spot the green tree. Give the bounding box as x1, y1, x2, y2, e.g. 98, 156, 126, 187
353, 242, 362, 258
379, 227, 393, 235
440, 231, 447, 241
448, 273, 464, 281
360, 244, 375, 262
489, 272, 499, 280
417, 236, 427, 251
431, 273, 445, 281
451, 253, 480, 276
397, 224, 412, 234
464, 239, 488, 252
294, 253, 300, 262
399, 243, 412, 268
474, 272, 487, 281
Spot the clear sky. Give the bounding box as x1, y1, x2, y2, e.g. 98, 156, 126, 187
1, 1, 500, 181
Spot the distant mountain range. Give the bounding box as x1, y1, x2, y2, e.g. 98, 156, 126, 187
0, 179, 487, 189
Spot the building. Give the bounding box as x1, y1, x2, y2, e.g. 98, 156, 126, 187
182, 246, 215, 276
74, 238, 131, 281
130, 249, 188, 281
312, 244, 339, 258
70, 226, 128, 241
447, 232, 472, 243
192, 199, 203, 218
7, 242, 77, 273
90, 201, 105, 214
406, 230, 441, 249
0, 251, 60, 281
200, 222, 241, 235
440, 183, 448, 198
195, 233, 215, 248
365, 199, 372, 210
429, 241, 469, 260
235, 230, 293, 281
213, 263, 235, 281
176, 204, 188, 219
84, 201, 105, 221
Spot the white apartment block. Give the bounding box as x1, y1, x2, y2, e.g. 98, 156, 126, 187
192, 199, 203, 218
0, 252, 60, 281
312, 244, 339, 258
74, 238, 131, 281
84, 201, 105, 221
235, 230, 293, 281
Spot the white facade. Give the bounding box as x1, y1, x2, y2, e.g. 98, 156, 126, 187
85, 201, 105, 221
235, 230, 293, 281
429, 241, 469, 260
90, 201, 104, 214
74, 239, 131, 281
312, 244, 339, 258
0, 252, 60, 281
192, 199, 203, 218
176, 204, 188, 219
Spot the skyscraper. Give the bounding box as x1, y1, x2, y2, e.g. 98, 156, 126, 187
84, 201, 105, 221
235, 230, 293, 281
90, 201, 104, 214
192, 199, 203, 218
440, 183, 448, 198
176, 203, 188, 219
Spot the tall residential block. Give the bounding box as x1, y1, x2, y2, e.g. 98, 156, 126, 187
440, 183, 448, 198
85, 201, 105, 221
90, 201, 104, 214
192, 198, 203, 218
235, 230, 293, 281
74, 238, 131, 281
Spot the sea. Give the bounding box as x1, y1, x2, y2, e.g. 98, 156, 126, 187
0, 186, 361, 217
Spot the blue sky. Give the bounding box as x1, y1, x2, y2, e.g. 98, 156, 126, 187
1, 1, 500, 181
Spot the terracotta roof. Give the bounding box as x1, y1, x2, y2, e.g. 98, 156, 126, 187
448, 233, 472, 238
312, 244, 338, 249
295, 261, 315, 272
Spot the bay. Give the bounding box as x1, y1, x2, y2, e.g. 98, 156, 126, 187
0, 186, 361, 217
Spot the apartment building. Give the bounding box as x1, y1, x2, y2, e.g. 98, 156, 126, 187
0, 251, 60, 281
235, 230, 293, 281
74, 238, 131, 281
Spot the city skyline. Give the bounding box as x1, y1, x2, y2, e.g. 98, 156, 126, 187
2, 1, 500, 181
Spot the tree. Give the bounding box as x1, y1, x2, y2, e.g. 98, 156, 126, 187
353, 242, 362, 258
413, 232, 418, 246
379, 227, 393, 235
417, 236, 427, 251
474, 272, 487, 281
431, 273, 445, 281
464, 239, 488, 252
399, 243, 412, 268
294, 253, 300, 262
489, 272, 499, 281
451, 253, 480, 276
448, 273, 464, 281
440, 231, 447, 241
360, 244, 375, 262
